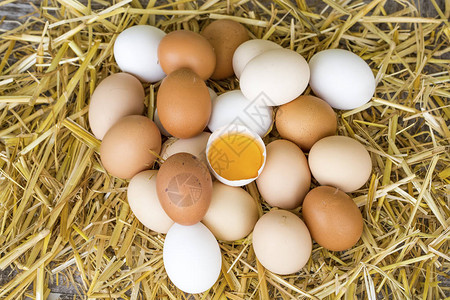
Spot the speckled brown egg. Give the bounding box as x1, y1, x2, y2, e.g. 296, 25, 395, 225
157, 153, 213, 225
100, 115, 161, 179
302, 186, 363, 251
276, 95, 337, 151
157, 68, 211, 138
201, 19, 249, 80
158, 30, 216, 80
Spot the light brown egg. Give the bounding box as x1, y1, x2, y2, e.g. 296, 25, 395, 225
256, 140, 310, 209
308, 136, 372, 192
128, 170, 174, 233
157, 68, 211, 138
302, 186, 364, 251
201, 19, 249, 80
202, 181, 258, 241
157, 30, 216, 80
100, 115, 161, 179
157, 153, 213, 225
89, 73, 144, 140
252, 209, 312, 275
276, 95, 337, 151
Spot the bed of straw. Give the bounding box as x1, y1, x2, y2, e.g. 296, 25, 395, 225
0, 0, 448, 299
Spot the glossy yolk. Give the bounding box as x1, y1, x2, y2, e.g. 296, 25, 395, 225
208, 133, 263, 180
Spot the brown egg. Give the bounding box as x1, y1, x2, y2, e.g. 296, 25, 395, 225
157, 153, 213, 225
157, 68, 211, 138
100, 115, 161, 179
158, 30, 216, 80
302, 186, 363, 251
276, 95, 337, 151
201, 19, 249, 80
256, 140, 310, 209
89, 73, 144, 140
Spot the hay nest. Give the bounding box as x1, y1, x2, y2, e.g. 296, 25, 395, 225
0, 0, 449, 299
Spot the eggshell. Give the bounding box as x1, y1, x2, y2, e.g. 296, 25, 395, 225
308, 136, 372, 192
157, 153, 213, 225
206, 124, 266, 187
113, 25, 166, 82
232, 39, 282, 79
100, 115, 161, 179
201, 19, 249, 79
128, 170, 174, 233
240, 48, 310, 106
161, 132, 211, 166
158, 30, 216, 80
163, 222, 221, 294
309, 49, 376, 110
302, 186, 363, 251
252, 210, 312, 275
276, 95, 337, 151
88, 73, 144, 140
256, 140, 310, 209
202, 181, 259, 241
157, 68, 211, 138
208, 90, 273, 137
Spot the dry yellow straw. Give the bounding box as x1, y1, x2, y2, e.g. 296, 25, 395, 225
0, 0, 448, 299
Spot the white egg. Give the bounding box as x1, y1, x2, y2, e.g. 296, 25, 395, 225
161, 132, 211, 165
163, 222, 222, 294
309, 49, 376, 110
208, 90, 273, 137
232, 39, 282, 79
240, 49, 310, 106
114, 25, 166, 82
127, 170, 174, 233
154, 109, 171, 137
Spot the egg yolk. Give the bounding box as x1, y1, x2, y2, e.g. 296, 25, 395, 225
208, 133, 263, 180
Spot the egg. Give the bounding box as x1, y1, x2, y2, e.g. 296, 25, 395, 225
240, 49, 310, 106
256, 140, 310, 209
308, 136, 372, 192
201, 19, 249, 79
163, 222, 221, 294
309, 49, 376, 110
202, 181, 258, 241
155, 87, 217, 138
208, 90, 273, 137
206, 124, 266, 187
275, 95, 337, 151
158, 30, 216, 80
302, 186, 363, 251
127, 170, 174, 233
100, 115, 161, 179
157, 153, 213, 225
88, 73, 144, 140
161, 132, 211, 167
252, 210, 312, 275
232, 39, 282, 79
113, 25, 166, 82
157, 68, 211, 138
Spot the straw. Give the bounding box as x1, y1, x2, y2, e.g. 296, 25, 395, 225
0, 0, 448, 299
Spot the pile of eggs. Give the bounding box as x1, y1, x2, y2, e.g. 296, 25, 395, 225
89, 20, 376, 294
